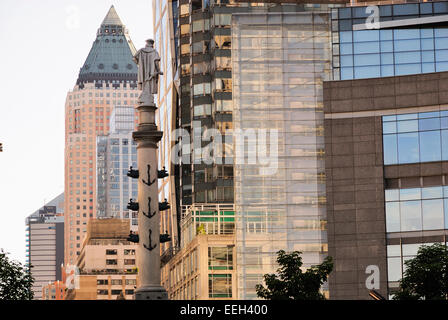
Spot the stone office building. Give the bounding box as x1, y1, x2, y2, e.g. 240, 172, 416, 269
325, 0, 448, 300
324, 71, 448, 299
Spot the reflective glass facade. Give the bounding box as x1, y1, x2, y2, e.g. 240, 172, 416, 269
385, 186, 448, 233
96, 106, 138, 229
154, 0, 179, 250
232, 11, 331, 299
382, 111, 448, 165
387, 241, 447, 283
332, 2, 448, 80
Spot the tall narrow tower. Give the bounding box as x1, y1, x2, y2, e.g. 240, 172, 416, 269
64, 6, 138, 267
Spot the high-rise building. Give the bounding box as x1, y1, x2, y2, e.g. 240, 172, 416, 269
156, 0, 448, 300
160, 0, 336, 299
64, 6, 138, 266
153, 0, 181, 256
96, 105, 138, 231
324, 0, 448, 299
25, 193, 65, 300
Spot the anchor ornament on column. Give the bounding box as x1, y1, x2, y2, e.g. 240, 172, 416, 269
143, 229, 157, 251
142, 164, 156, 186
142, 197, 156, 219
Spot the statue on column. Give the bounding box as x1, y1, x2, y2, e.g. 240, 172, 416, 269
133, 39, 163, 106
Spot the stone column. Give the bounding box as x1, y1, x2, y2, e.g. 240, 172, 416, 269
133, 102, 168, 300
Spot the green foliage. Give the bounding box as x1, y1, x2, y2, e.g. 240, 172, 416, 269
256, 250, 333, 300
196, 224, 206, 235
0, 249, 34, 300
393, 243, 448, 300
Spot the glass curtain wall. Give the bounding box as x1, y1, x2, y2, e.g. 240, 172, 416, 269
154, 0, 179, 250
332, 2, 448, 80
232, 12, 331, 299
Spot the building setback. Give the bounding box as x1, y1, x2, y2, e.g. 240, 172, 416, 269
161, 204, 236, 299
64, 6, 139, 266
65, 219, 138, 300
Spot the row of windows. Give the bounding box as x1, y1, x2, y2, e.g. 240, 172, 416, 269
169, 276, 199, 300
169, 249, 198, 288
68, 100, 137, 107
105, 259, 136, 265
336, 2, 448, 20
385, 187, 448, 233
97, 289, 134, 296
105, 249, 135, 255
97, 279, 136, 285
340, 29, 448, 44
70, 92, 137, 98
337, 28, 448, 79
383, 112, 448, 165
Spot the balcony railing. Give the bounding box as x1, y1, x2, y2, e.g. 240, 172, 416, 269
180, 203, 235, 248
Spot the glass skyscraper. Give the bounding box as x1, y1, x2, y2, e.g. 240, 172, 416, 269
96, 106, 138, 230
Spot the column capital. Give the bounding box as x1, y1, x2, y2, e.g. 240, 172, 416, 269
132, 130, 163, 148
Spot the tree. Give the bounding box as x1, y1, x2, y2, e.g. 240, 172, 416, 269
393, 243, 448, 300
256, 250, 333, 300
0, 250, 34, 300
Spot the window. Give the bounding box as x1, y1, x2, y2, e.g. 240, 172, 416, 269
214, 35, 231, 49
208, 274, 232, 298
193, 104, 211, 117
111, 290, 122, 295
385, 186, 446, 232
106, 249, 117, 255
215, 56, 231, 70
111, 279, 122, 285
383, 111, 448, 165
193, 83, 211, 96
97, 279, 108, 285
124, 259, 136, 265
97, 289, 108, 295
214, 14, 231, 26
124, 249, 136, 255
106, 259, 118, 265
208, 247, 233, 270
215, 78, 232, 92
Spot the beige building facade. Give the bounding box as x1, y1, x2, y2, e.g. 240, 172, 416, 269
65, 219, 138, 300
161, 204, 237, 299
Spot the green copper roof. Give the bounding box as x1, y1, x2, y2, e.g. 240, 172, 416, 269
76, 6, 137, 86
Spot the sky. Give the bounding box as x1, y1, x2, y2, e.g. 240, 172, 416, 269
0, 0, 153, 264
